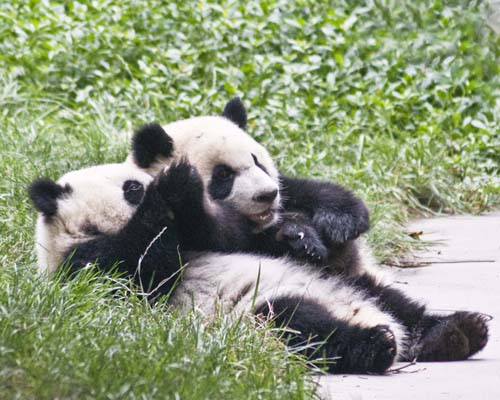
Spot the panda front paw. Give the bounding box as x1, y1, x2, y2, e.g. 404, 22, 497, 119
156, 160, 204, 210
312, 209, 370, 244
277, 217, 328, 264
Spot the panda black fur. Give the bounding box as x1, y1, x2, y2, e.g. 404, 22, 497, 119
29, 163, 179, 298
122, 99, 489, 368
28, 160, 403, 373
29, 160, 489, 372
129, 102, 371, 277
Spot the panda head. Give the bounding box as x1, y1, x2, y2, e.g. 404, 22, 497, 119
28, 163, 153, 274
130, 98, 281, 229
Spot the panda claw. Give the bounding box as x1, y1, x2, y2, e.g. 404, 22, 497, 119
479, 313, 493, 322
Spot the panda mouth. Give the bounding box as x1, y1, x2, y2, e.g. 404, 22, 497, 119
248, 209, 276, 226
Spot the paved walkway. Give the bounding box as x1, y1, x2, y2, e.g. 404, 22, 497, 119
319, 212, 500, 400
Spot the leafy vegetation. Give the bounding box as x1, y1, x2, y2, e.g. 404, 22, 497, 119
0, 0, 499, 398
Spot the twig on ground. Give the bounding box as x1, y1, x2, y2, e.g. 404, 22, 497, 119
387, 360, 425, 374
384, 259, 495, 268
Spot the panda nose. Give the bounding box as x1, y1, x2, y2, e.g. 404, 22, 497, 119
253, 189, 278, 203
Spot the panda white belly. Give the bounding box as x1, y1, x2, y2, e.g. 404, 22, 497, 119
170, 252, 407, 355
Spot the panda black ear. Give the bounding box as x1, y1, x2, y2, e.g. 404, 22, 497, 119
28, 178, 72, 217
132, 123, 174, 169
222, 97, 247, 130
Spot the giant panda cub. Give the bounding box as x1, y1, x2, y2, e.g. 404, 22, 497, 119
29, 159, 489, 373
125, 98, 489, 367
29, 160, 407, 373
128, 98, 374, 278
29, 162, 184, 297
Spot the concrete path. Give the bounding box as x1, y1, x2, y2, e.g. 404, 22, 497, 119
319, 212, 500, 400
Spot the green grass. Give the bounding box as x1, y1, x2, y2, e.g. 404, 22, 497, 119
0, 267, 313, 399
0, 0, 499, 398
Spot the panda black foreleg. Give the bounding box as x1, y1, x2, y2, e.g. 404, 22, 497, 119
254, 295, 397, 374
347, 274, 490, 361
155, 160, 256, 252
279, 175, 370, 244
66, 180, 183, 299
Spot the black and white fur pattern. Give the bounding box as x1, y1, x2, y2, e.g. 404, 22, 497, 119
29, 160, 489, 373
128, 99, 372, 275
31, 164, 154, 275
129, 107, 280, 228
28, 161, 405, 373
123, 99, 488, 369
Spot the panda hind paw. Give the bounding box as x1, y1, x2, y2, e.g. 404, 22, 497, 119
340, 325, 397, 374
450, 311, 490, 357
417, 311, 489, 361
366, 325, 398, 373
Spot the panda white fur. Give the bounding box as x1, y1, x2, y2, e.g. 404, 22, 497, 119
119, 98, 489, 368
29, 160, 415, 373
32, 163, 154, 275
29, 140, 489, 373
127, 98, 376, 278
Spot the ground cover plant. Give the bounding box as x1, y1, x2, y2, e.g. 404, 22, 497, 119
0, 0, 499, 398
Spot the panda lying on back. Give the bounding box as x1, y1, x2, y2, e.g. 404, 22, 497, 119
121, 98, 489, 364
29, 158, 489, 373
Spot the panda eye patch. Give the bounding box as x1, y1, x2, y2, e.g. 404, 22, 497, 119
209, 165, 236, 200
213, 165, 235, 181
81, 222, 101, 236
122, 180, 144, 205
